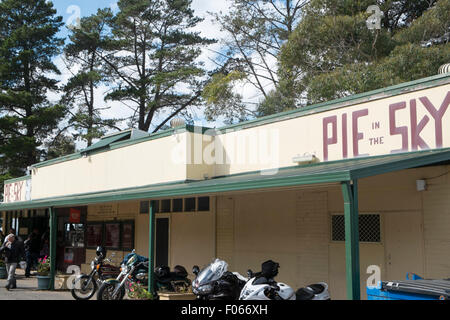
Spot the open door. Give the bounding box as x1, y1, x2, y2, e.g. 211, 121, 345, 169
155, 217, 170, 267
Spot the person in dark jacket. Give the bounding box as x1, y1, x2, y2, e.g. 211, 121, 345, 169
0, 234, 25, 290
24, 229, 40, 277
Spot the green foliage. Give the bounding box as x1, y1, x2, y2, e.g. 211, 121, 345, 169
45, 135, 76, 160
278, 0, 447, 107
127, 282, 154, 300
0, 0, 65, 180
37, 256, 50, 276
202, 71, 249, 124
62, 9, 120, 147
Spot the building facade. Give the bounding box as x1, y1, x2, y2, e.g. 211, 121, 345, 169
2, 73, 450, 299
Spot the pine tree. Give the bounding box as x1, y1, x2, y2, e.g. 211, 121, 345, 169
62, 8, 120, 147
0, 0, 65, 191
100, 0, 215, 132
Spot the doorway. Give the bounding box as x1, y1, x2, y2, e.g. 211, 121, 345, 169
155, 217, 170, 267
384, 211, 424, 280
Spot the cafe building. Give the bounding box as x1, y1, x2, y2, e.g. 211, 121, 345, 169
1, 71, 450, 300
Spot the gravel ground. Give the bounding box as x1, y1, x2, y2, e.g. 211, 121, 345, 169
0, 268, 73, 300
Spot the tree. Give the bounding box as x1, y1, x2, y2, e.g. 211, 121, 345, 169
0, 0, 65, 188
204, 0, 309, 121
45, 134, 76, 160
99, 0, 215, 133
279, 0, 447, 106
62, 8, 121, 147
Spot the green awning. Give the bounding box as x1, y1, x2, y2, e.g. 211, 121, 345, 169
2, 148, 450, 211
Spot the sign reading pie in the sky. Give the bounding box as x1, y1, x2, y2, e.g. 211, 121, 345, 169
3, 178, 31, 203
322, 91, 450, 161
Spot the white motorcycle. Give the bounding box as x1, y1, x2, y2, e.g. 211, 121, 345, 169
239, 260, 330, 300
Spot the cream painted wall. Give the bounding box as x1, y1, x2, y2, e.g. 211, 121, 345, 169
169, 210, 216, 280
31, 134, 189, 199
214, 84, 450, 176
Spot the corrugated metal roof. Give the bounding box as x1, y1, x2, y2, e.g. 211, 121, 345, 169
2, 148, 450, 211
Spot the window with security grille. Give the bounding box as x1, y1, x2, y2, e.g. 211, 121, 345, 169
331, 214, 381, 243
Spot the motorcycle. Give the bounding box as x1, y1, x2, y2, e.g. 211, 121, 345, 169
239, 260, 330, 300
192, 258, 247, 300
97, 250, 191, 300
71, 246, 120, 300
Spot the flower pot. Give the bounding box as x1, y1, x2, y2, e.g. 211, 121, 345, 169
37, 275, 52, 290
0, 266, 7, 279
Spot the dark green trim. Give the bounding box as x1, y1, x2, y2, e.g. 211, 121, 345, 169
341, 181, 360, 300
0, 172, 349, 211
31, 153, 83, 169
218, 73, 450, 133
148, 200, 156, 296
4, 176, 31, 184
49, 207, 57, 290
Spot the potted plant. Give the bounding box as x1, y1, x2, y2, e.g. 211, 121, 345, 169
0, 258, 6, 279
127, 283, 154, 300
36, 256, 52, 290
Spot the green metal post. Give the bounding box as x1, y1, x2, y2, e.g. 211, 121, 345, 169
341, 181, 360, 300
148, 200, 156, 296
49, 207, 57, 290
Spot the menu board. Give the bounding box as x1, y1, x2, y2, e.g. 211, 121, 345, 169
86, 224, 103, 248
122, 223, 134, 249
104, 223, 121, 248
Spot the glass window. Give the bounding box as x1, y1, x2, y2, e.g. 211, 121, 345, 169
86, 224, 103, 248
173, 198, 183, 212
104, 222, 121, 249
198, 197, 210, 211
184, 198, 196, 212
161, 199, 171, 213
140, 201, 149, 214
121, 222, 134, 250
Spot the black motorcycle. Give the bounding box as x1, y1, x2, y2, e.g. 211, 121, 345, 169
192, 259, 247, 300
71, 246, 121, 300
97, 250, 191, 300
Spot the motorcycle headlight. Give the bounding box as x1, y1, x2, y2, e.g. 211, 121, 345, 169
90, 261, 95, 270
195, 284, 213, 295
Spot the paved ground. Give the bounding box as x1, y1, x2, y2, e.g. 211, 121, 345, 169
0, 268, 73, 300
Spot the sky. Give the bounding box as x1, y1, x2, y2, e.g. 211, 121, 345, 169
49, 0, 273, 149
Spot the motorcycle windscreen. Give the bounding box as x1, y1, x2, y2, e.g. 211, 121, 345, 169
195, 259, 228, 285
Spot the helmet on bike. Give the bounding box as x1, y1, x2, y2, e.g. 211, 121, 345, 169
261, 260, 279, 279
96, 246, 107, 258
155, 266, 170, 278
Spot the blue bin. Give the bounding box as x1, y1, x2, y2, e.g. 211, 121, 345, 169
367, 274, 450, 300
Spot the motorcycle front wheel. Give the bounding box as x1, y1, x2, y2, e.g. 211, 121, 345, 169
97, 282, 126, 300
71, 275, 97, 300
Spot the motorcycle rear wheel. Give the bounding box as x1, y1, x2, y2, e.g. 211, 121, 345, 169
71, 275, 97, 300
97, 282, 126, 300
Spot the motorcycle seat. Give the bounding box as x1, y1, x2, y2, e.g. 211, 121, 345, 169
296, 284, 326, 300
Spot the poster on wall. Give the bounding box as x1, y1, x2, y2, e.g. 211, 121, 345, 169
105, 223, 120, 248
69, 208, 81, 223
64, 248, 74, 264
86, 224, 103, 248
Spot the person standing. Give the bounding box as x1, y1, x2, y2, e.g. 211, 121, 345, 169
25, 229, 40, 278
0, 234, 25, 290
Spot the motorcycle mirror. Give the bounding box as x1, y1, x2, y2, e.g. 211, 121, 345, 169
192, 265, 200, 276
247, 269, 254, 279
